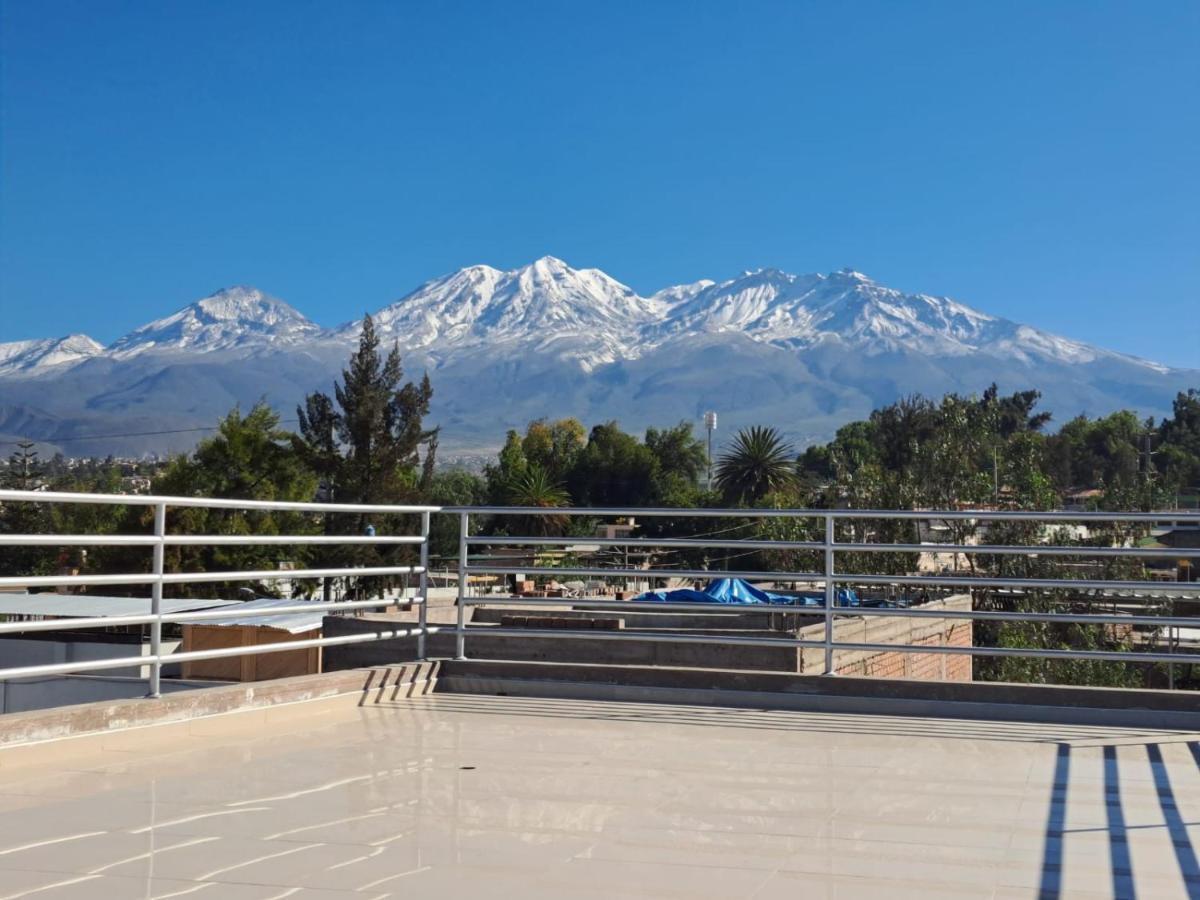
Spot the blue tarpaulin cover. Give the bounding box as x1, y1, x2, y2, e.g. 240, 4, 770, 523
634, 577, 860, 607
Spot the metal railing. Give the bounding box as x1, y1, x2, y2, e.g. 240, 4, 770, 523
450, 506, 1200, 679
0, 489, 438, 695
1, 490, 1199, 699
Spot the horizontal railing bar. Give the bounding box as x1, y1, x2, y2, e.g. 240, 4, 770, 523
167, 625, 445, 664
3, 491, 1196, 522
460, 596, 824, 614
461, 625, 1200, 664
466, 536, 825, 551
0, 654, 159, 679
0, 535, 160, 546
837, 542, 1200, 558
462, 596, 1200, 629
0, 534, 426, 547
838, 573, 1200, 592
0, 625, 444, 680
463, 535, 1200, 558
0, 489, 439, 514
0, 597, 425, 634
447, 505, 1200, 523
460, 626, 827, 650
0, 566, 426, 588
169, 597, 424, 622
165, 535, 425, 546
161, 566, 425, 584
828, 640, 1200, 665
0, 573, 160, 587
463, 566, 826, 581
461, 595, 1200, 628
833, 606, 1200, 628
0, 614, 165, 633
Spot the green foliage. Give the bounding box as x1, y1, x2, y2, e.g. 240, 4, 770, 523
714, 426, 797, 504
297, 314, 437, 509
425, 469, 488, 558
566, 422, 659, 508
522, 418, 585, 481
505, 465, 571, 536
294, 314, 438, 596
153, 403, 320, 598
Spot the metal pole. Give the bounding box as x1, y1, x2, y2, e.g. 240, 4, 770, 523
417, 511, 430, 660
148, 501, 166, 698
823, 513, 836, 676
455, 512, 469, 659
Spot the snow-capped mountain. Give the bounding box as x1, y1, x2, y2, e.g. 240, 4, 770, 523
0, 334, 104, 376
646, 267, 1143, 366
107, 286, 321, 357
342, 256, 666, 370
1, 259, 1194, 455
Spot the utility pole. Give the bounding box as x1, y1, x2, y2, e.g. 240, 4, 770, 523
1140, 427, 1157, 509
704, 411, 717, 490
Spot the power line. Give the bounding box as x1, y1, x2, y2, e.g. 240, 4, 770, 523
0, 418, 302, 448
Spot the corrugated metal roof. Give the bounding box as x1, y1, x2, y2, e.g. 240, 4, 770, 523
195, 597, 326, 634
0, 592, 237, 618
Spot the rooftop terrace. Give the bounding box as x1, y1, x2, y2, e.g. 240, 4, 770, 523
1, 683, 1198, 899
2, 490, 1200, 897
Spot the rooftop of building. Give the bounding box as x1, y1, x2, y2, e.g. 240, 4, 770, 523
0, 682, 1197, 899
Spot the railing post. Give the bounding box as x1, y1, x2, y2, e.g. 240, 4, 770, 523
456, 511, 469, 659
823, 513, 836, 676
417, 511, 430, 660
148, 501, 166, 698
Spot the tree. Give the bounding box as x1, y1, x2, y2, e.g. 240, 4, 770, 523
714, 426, 797, 504
645, 421, 708, 502
425, 468, 489, 558
295, 314, 438, 597
505, 465, 570, 536
0, 440, 52, 577
566, 422, 659, 507
297, 314, 437, 509
5, 440, 41, 490
153, 403, 319, 597
522, 418, 585, 481
485, 430, 528, 504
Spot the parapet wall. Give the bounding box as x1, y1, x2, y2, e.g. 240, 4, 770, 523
325, 593, 975, 682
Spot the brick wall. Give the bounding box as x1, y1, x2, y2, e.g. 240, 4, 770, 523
798, 594, 973, 682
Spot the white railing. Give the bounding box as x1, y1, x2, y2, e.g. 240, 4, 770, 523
1, 490, 1199, 700
0, 489, 438, 695
449, 506, 1200, 679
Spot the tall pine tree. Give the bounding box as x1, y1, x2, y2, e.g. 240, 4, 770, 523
295, 314, 437, 599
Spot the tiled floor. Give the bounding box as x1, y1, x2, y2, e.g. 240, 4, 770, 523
0, 692, 1198, 898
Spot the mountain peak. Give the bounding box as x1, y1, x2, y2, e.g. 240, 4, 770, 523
109, 286, 320, 357
0, 333, 105, 376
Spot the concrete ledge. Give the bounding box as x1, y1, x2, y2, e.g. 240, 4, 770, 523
435, 659, 1200, 730
0, 662, 436, 749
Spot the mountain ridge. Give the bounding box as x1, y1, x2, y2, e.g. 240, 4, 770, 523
1, 258, 1193, 456
3, 258, 1175, 374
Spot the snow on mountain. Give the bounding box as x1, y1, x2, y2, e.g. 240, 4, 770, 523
644, 267, 1159, 368
348, 256, 666, 369
0, 334, 104, 375
107, 286, 322, 358
2, 259, 1191, 457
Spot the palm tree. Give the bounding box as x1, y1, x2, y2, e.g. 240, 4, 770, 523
714, 426, 797, 504
506, 465, 570, 535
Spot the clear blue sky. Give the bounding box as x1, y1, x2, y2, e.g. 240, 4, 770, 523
1, 1, 1197, 367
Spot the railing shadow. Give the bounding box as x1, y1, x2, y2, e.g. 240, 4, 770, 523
1041, 741, 1200, 900
1038, 743, 1070, 898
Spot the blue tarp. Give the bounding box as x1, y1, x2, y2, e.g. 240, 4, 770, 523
634, 577, 861, 608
